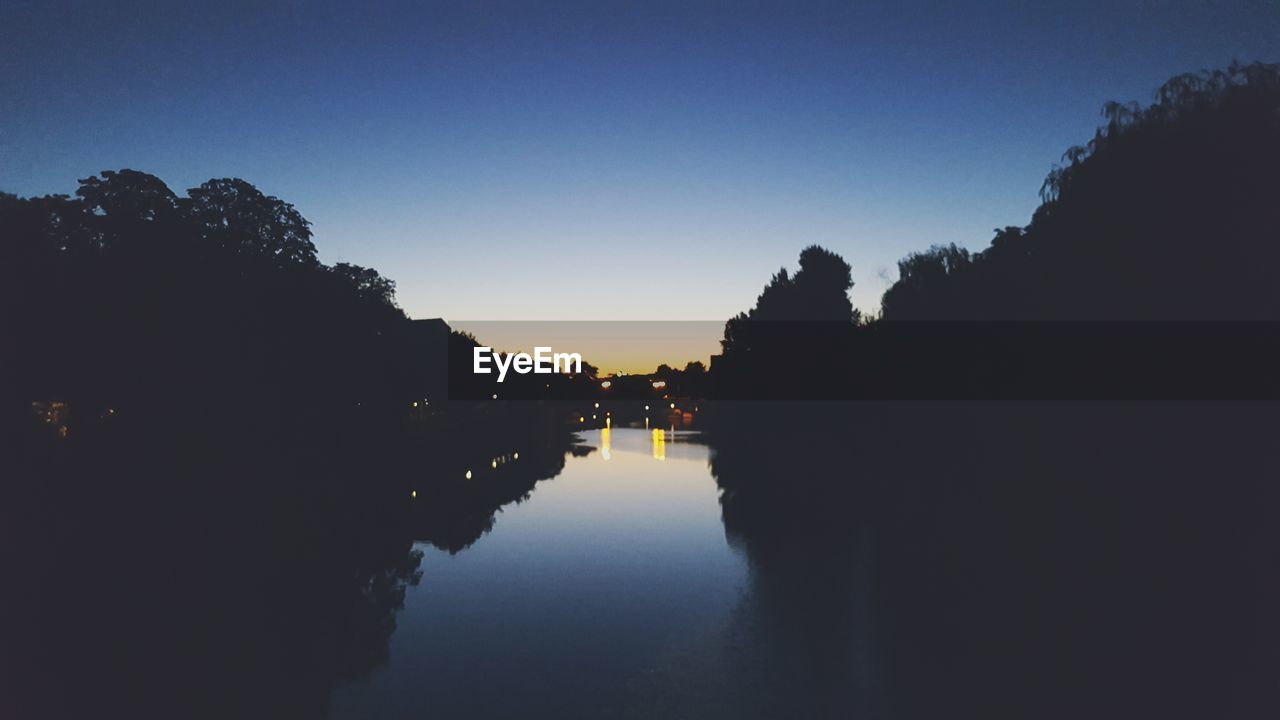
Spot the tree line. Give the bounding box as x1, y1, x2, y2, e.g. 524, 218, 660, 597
5, 62, 1280, 421
2, 170, 422, 441
714, 61, 1280, 399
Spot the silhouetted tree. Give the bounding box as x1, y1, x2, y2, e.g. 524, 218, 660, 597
721, 245, 857, 358
187, 178, 318, 266
77, 169, 179, 224
879, 244, 971, 320
880, 61, 1280, 320
1, 170, 426, 441
729, 246, 857, 327
331, 262, 398, 307
716, 246, 859, 398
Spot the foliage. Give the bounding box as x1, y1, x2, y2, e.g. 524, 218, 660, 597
880, 61, 1280, 320
2, 170, 411, 439
721, 244, 858, 356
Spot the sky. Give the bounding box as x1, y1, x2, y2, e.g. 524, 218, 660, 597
4, 0, 1280, 331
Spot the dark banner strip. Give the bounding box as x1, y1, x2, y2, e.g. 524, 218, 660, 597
439, 321, 1280, 401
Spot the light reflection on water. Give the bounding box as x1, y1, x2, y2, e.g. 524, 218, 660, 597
326, 404, 1280, 719
328, 428, 760, 719
17, 405, 1269, 717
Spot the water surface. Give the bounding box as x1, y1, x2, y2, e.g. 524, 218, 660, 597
330, 428, 765, 718
9, 404, 1277, 719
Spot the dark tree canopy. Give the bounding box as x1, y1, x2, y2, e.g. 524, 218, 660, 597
742, 245, 856, 323
879, 61, 1280, 320
2, 171, 409, 437
77, 169, 179, 222
187, 177, 318, 266
721, 244, 857, 356
332, 262, 398, 307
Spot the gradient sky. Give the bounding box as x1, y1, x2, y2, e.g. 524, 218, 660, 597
5, 1, 1279, 322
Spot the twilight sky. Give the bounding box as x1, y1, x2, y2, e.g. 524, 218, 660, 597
4, 1, 1279, 323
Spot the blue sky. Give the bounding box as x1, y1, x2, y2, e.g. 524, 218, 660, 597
5, 1, 1279, 321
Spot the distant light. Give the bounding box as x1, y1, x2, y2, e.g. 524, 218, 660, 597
670, 403, 675, 409
492, 394, 498, 400
410, 490, 417, 498
644, 405, 649, 411
412, 401, 418, 407
592, 414, 597, 420
491, 460, 497, 469
579, 416, 585, 423
594, 402, 599, 408
465, 470, 472, 480
514, 452, 519, 459
601, 381, 612, 389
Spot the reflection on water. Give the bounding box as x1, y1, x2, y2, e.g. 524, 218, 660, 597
6, 404, 1279, 718
332, 427, 746, 719
337, 406, 1279, 718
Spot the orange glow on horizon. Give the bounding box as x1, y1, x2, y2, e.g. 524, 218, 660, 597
450, 321, 719, 376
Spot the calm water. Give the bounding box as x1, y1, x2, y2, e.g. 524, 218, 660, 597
329, 405, 1280, 718
8, 404, 1278, 718
330, 427, 849, 718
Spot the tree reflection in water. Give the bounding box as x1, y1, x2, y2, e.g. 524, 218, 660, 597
5, 402, 1278, 718
2, 404, 581, 719
700, 402, 1279, 719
